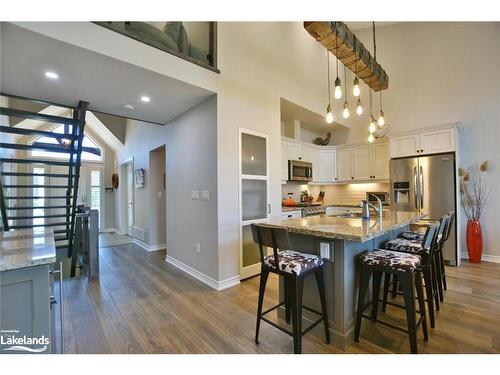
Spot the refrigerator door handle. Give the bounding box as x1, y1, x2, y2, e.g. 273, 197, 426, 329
413, 166, 418, 209
420, 165, 424, 210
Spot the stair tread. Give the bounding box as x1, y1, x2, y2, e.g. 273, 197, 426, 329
0, 107, 78, 126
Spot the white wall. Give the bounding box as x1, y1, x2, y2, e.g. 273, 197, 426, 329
347, 22, 500, 258
148, 146, 166, 246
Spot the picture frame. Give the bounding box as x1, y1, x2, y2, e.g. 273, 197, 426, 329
135, 168, 145, 188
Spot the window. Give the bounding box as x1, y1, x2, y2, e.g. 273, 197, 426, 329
30, 125, 103, 162
90, 170, 101, 214
32, 167, 45, 226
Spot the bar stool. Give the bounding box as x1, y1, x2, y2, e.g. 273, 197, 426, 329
381, 215, 449, 328
354, 224, 439, 354
251, 223, 329, 354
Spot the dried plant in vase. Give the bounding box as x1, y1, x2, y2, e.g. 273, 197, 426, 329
458, 161, 493, 262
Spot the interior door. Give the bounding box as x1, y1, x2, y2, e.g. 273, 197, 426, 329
240, 130, 269, 280
126, 163, 134, 237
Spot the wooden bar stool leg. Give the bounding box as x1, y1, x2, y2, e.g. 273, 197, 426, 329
314, 267, 330, 344
283, 276, 291, 324
431, 260, 440, 311
422, 267, 435, 328
255, 268, 269, 344
371, 271, 383, 320
399, 272, 418, 354
355, 265, 372, 342
415, 271, 428, 341
434, 252, 444, 302
291, 276, 304, 354
382, 273, 391, 313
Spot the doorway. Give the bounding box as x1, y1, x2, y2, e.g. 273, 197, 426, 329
120, 159, 134, 237
148, 146, 166, 248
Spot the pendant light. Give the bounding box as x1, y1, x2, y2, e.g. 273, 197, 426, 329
325, 50, 334, 124
342, 65, 350, 118
334, 36, 342, 99
356, 97, 363, 115
377, 91, 385, 126
367, 87, 375, 143
372, 21, 386, 127
353, 50, 361, 97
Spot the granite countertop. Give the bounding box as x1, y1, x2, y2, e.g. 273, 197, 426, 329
270, 210, 426, 242
0, 228, 57, 271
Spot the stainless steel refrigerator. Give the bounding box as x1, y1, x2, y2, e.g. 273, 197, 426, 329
390, 153, 457, 265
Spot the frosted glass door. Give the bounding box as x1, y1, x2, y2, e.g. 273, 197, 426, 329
240, 129, 269, 279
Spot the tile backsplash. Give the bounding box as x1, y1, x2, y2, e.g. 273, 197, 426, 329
282, 182, 390, 206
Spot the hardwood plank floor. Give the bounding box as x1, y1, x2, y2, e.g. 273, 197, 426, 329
61, 243, 500, 354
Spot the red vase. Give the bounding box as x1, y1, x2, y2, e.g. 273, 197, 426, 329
466, 220, 483, 263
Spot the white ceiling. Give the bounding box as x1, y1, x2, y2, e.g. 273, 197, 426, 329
0, 23, 215, 125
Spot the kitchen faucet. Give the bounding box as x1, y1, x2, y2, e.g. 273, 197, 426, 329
360, 194, 383, 219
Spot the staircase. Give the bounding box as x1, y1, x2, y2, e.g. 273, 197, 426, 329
0, 100, 92, 276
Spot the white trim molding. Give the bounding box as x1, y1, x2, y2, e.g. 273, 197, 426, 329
133, 238, 166, 252
460, 252, 500, 264
100, 228, 118, 233
165, 255, 240, 291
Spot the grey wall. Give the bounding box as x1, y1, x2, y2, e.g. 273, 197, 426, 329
93, 112, 127, 144
165, 95, 218, 279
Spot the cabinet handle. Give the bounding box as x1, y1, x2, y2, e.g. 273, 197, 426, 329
416, 150, 420, 153
335, 177, 338, 181
52, 262, 64, 354
421, 149, 424, 153
298, 157, 302, 160
287, 214, 292, 218
351, 177, 354, 180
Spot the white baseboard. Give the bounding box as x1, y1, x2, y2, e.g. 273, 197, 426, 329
460, 251, 500, 264
165, 255, 240, 291
133, 238, 166, 252
100, 228, 118, 233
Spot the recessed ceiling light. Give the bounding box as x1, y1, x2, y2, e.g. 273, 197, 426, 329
122, 104, 134, 111
45, 71, 59, 79
140, 96, 151, 103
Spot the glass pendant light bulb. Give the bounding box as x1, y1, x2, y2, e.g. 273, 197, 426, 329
368, 117, 376, 133
353, 76, 360, 97
377, 110, 385, 126
334, 77, 342, 99
342, 101, 350, 119
368, 133, 375, 143
356, 98, 363, 115
326, 104, 334, 124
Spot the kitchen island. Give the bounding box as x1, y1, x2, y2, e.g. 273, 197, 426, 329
269, 210, 426, 349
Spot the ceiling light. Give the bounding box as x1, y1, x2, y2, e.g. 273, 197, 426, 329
122, 104, 134, 111
353, 76, 360, 97
368, 117, 377, 133
342, 101, 350, 119
368, 133, 375, 143
140, 96, 151, 103
326, 104, 334, 124
45, 71, 58, 79
377, 110, 385, 126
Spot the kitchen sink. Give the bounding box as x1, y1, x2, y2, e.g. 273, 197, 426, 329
330, 212, 364, 218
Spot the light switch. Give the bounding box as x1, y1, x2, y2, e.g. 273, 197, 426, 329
191, 190, 200, 200
201, 190, 210, 200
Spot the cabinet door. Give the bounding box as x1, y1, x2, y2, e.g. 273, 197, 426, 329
390, 134, 420, 158
281, 141, 288, 182
336, 149, 353, 181
318, 150, 336, 182
419, 128, 455, 155
372, 143, 389, 180
352, 145, 372, 180
287, 142, 301, 161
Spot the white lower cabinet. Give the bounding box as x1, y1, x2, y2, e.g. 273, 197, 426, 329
281, 210, 302, 219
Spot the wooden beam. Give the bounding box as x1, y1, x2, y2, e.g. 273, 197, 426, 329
304, 21, 388, 92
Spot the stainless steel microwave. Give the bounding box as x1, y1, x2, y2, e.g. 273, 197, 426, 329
288, 160, 313, 182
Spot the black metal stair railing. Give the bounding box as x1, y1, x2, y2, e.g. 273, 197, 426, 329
0, 100, 91, 276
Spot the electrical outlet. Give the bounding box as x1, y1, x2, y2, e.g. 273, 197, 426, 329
191, 190, 200, 200
320, 242, 331, 260
201, 190, 210, 200
196, 243, 201, 254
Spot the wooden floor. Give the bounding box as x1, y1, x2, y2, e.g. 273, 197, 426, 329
61, 243, 500, 354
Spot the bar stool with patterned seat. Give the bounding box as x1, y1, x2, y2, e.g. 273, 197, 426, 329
382, 215, 450, 328
251, 223, 329, 354
354, 224, 439, 354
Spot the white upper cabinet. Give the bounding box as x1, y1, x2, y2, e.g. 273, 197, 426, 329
281, 141, 288, 182
390, 134, 420, 158
352, 145, 372, 181
287, 142, 301, 161
336, 148, 353, 181
318, 150, 336, 182
390, 126, 457, 158
419, 128, 455, 155
372, 142, 389, 180
308, 148, 320, 182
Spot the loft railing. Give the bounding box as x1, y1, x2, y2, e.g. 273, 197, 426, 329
94, 21, 219, 73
